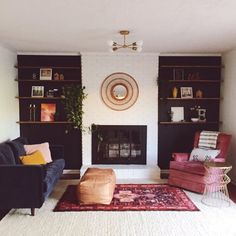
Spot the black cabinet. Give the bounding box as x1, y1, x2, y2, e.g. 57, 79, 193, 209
16, 55, 82, 169
158, 56, 222, 169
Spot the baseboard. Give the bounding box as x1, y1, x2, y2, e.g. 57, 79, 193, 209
62, 169, 80, 179
63, 169, 80, 174
160, 169, 169, 179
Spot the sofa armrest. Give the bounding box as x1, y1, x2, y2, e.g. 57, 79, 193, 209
172, 153, 190, 162
0, 165, 44, 208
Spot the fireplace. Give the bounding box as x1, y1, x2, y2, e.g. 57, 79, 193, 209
92, 125, 147, 165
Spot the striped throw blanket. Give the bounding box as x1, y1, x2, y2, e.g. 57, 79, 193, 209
198, 131, 219, 149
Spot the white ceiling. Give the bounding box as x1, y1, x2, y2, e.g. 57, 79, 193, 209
1, 0, 236, 53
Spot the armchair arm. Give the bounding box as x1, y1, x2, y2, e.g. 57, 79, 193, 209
0, 165, 44, 209
212, 158, 226, 163
172, 153, 190, 162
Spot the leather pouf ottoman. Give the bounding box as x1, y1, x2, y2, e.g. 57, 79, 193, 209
77, 168, 116, 205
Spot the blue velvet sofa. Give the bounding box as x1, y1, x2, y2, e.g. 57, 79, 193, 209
0, 137, 65, 216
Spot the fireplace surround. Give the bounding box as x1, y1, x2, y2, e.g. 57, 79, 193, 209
92, 125, 147, 165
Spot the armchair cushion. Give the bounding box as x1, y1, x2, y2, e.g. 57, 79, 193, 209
189, 148, 220, 162
172, 153, 189, 161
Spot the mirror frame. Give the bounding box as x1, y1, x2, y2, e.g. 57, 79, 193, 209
101, 72, 139, 111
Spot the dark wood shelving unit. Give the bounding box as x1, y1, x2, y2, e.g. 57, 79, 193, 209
158, 56, 221, 170
15, 79, 80, 82
160, 65, 223, 68
16, 96, 64, 100
17, 121, 72, 124
15, 65, 80, 69
159, 121, 221, 125
159, 97, 221, 100
168, 80, 222, 83
16, 55, 82, 169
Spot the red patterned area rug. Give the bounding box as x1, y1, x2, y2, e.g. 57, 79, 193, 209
54, 184, 199, 212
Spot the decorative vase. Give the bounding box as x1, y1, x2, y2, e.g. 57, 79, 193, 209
196, 89, 203, 98
172, 87, 178, 98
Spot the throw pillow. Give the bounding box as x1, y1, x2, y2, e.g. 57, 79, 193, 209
24, 142, 52, 163
189, 148, 220, 162
20, 150, 46, 165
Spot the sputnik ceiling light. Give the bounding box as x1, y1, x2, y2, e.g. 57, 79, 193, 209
108, 30, 143, 52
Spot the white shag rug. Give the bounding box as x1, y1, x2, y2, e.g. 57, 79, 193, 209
1, 180, 236, 236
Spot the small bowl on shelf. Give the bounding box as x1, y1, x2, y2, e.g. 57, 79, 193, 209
191, 118, 199, 122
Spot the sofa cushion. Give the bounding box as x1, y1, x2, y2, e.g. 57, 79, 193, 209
0, 143, 16, 165
24, 142, 52, 163
20, 150, 46, 165
43, 159, 65, 197
6, 137, 27, 164
170, 161, 205, 175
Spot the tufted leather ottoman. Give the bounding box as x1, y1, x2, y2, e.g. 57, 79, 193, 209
77, 168, 116, 205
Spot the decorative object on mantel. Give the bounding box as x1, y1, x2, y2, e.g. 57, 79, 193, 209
101, 72, 139, 111
40, 68, 52, 80
196, 89, 203, 98
61, 85, 87, 130
108, 30, 143, 52
180, 87, 193, 98
59, 74, 64, 80
172, 86, 178, 98
171, 107, 184, 122
53, 73, 60, 80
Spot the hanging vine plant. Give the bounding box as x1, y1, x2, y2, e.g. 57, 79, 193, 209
62, 85, 87, 130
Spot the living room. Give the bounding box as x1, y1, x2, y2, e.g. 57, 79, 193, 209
0, 1, 236, 235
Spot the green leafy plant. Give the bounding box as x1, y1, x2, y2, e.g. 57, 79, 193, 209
62, 85, 87, 130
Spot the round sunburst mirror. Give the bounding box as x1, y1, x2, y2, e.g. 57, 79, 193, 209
101, 72, 139, 111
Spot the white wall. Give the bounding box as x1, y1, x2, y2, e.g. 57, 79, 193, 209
0, 46, 19, 142
221, 50, 236, 184
82, 53, 158, 166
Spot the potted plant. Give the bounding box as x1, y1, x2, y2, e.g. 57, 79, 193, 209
61, 85, 87, 130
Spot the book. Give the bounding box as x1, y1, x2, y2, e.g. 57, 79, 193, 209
41, 103, 56, 122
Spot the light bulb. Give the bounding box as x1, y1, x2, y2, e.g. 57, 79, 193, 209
136, 47, 142, 52
107, 40, 114, 46
109, 48, 114, 52
136, 40, 143, 46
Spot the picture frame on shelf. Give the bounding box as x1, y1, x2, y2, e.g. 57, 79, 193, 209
171, 107, 184, 122
173, 69, 184, 80
31, 86, 44, 97
40, 68, 52, 80
180, 87, 193, 98
41, 103, 56, 122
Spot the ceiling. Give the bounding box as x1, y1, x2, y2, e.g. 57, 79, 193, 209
1, 0, 236, 54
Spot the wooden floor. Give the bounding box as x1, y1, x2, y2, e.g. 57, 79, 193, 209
1, 182, 236, 221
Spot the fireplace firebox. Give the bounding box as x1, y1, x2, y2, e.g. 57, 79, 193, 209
92, 125, 147, 164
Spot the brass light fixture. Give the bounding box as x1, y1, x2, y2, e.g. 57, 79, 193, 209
108, 30, 143, 52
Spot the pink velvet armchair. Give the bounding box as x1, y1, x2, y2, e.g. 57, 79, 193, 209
168, 131, 232, 193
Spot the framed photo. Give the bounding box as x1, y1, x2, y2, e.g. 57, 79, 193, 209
180, 87, 193, 98
40, 68, 52, 80
31, 86, 44, 97
171, 107, 184, 122
173, 69, 184, 80
41, 103, 56, 122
